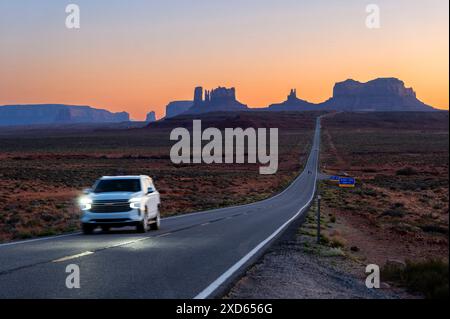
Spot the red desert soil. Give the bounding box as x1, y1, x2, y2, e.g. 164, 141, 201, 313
320, 112, 449, 266
0, 111, 320, 242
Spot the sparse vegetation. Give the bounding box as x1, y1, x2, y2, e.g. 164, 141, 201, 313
382, 259, 449, 299
0, 112, 318, 243
320, 112, 449, 293
396, 167, 418, 176
330, 236, 345, 248
299, 197, 348, 259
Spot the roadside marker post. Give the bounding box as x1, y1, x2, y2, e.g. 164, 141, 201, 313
317, 195, 321, 244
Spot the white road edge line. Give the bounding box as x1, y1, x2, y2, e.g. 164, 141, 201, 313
194, 171, 317, 299
194, 122, 320, 299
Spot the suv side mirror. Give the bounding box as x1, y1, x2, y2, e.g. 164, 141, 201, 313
147, 187, 155, 194
83, 188, 92, 194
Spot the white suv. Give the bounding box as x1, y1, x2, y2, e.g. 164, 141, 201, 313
79, 176, 161, 234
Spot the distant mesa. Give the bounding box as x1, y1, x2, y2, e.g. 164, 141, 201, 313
146, 111, 156, 123
321, 78, 435, 112
269, 78, 436, 112
0, 104, 130, 127
269, 88, 317, 111
185, 86, 248, 114
165, 101, 193, 119
1, 77, 439, 128
145, 78, 440, 121
164, 86, 248, 118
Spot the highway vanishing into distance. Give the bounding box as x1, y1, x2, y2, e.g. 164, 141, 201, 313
0, 118, 322, 299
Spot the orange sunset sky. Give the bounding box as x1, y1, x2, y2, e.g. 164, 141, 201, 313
0, 0, 448, 120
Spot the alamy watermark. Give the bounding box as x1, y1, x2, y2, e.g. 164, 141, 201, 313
64, 3, 380, 30
366, 4, 381, 29
365, 264, 380, 289
170, 120, 279, 175
65, 264, 80, 289
65, 4, 80, 29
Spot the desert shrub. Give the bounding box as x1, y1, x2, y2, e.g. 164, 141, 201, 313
396, 167, 418, 176
382, 259, 449, 299
373, 175, 447, 191
320, 247, 345, 257
38, 229, 58, 237
353, 188, 374, 197
391, 222, 420, 235
330, 237, 345, 248
420, 225, 448, 235
17, 231, 34, 239
381, 209, 405, 218
319, 234, 330, 245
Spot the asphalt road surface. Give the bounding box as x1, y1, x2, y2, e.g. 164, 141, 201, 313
0, 118, 322, 299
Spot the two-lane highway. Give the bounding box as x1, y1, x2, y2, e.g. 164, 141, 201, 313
0, 117, 322, 299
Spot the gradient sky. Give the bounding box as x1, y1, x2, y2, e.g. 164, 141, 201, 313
0, 0, 448, 120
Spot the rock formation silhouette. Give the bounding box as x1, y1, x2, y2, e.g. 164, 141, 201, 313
185, 86, 248, 114
321, 78, 435, 112
269, 88, 317, 111
165, 101, 193, 118
269, 78, 436, 112
146, 111, 156, 123
0, 104, 130, 126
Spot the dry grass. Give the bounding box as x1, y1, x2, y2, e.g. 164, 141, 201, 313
320, 111, 449, 265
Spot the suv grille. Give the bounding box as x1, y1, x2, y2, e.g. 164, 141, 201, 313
90, 199, 132, 213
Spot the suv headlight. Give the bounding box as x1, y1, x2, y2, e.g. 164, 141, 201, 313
129, 197, 142, 209
79, 197, 92, 211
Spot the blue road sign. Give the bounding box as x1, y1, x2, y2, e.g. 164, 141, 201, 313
339, 177, 356, 188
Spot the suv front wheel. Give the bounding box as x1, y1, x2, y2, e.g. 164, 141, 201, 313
136, 214, 149, 233
150, 211, 160, 230
82, 223, 94, 235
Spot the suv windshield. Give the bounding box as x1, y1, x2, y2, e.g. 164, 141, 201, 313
93, 179, 141, 193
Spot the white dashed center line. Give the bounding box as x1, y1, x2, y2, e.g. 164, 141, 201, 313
52, 251, 94, 263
